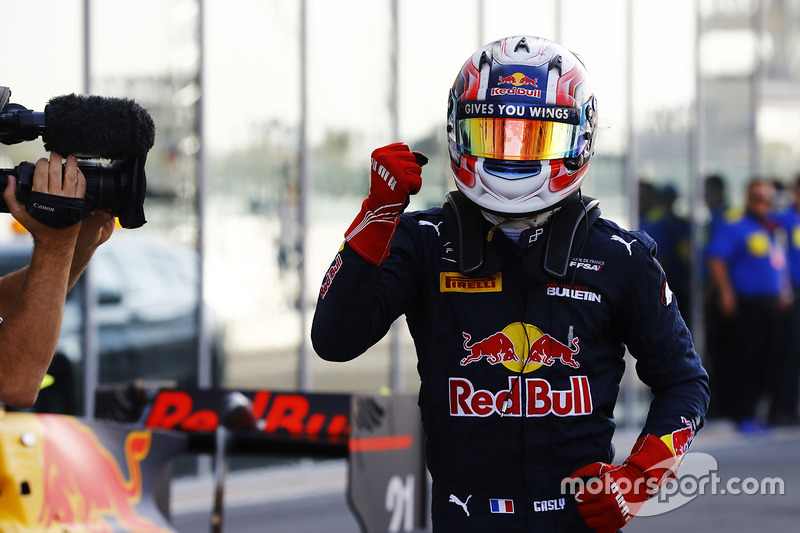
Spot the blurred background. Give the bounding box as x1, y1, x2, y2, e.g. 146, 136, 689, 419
1, 0, 799, 427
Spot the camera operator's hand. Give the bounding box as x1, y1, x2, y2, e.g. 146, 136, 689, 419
69, 208, 115, 289
0, 153, 88, 408
4, 153, 115, 291
3, 153, 85, 246
76, 209, 115, 254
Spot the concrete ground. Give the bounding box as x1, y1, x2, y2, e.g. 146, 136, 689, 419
171, 421, 800, 532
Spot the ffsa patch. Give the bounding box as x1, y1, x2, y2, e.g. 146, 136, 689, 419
440, 272, 502, 293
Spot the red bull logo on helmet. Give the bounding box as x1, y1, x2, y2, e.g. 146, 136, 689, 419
492, 72, 542, 98
497, 72, 539, 87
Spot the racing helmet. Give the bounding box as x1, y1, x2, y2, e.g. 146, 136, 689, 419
448, 36, 598, 216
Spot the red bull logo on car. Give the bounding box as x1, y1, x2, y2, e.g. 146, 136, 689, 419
35, 415, 171, 532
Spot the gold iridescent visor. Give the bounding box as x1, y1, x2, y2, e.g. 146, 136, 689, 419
454, 102, 586, 161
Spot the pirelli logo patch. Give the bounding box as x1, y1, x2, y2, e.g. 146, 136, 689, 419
440, 272, 502, 293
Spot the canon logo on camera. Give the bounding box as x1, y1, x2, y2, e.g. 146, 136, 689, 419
32, 203, 55, 212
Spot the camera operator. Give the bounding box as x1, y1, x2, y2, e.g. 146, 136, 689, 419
0, 152, 114, 408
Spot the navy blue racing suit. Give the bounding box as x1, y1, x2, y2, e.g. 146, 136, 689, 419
312, 195, 709, 533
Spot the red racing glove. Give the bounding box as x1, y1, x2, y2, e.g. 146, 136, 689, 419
568, 434, 678, 533
344, 142, 427, 264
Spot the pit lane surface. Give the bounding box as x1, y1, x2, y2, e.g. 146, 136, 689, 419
170, 423, 800, 532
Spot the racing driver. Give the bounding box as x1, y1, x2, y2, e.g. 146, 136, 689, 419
312, 35, 710, 533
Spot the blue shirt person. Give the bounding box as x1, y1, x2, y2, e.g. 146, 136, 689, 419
707, 179, 790, 432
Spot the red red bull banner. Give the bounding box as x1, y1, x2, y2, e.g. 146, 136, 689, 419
143, 389, 350, 450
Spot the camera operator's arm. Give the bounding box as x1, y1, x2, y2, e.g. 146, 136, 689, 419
0, 154, 93, 408
67, 208, 115, 290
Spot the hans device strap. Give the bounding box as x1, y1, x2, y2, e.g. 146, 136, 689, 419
543, 195, 600, 277
443, 190, 600, 279
444, 190, 489, 275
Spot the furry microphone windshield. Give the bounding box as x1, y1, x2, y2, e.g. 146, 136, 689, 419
42, 93, 156, 159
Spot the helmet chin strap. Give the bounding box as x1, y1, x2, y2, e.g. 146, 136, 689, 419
482, 208, 559, 242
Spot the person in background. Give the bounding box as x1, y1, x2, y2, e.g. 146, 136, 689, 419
772, 174, 800, 426
638, 182, 691, 326
312, 35, 709, 532
0, 153, 114, 408
704, 174, 728, 238
702, 173, 733, 419
707, 178, 790, 433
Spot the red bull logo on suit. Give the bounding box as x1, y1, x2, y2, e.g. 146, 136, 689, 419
449, 376, 593, 417
454, 323, 592, 418
460, 323, 580, 373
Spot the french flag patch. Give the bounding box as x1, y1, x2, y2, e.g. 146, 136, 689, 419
489, 498, 514, 514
